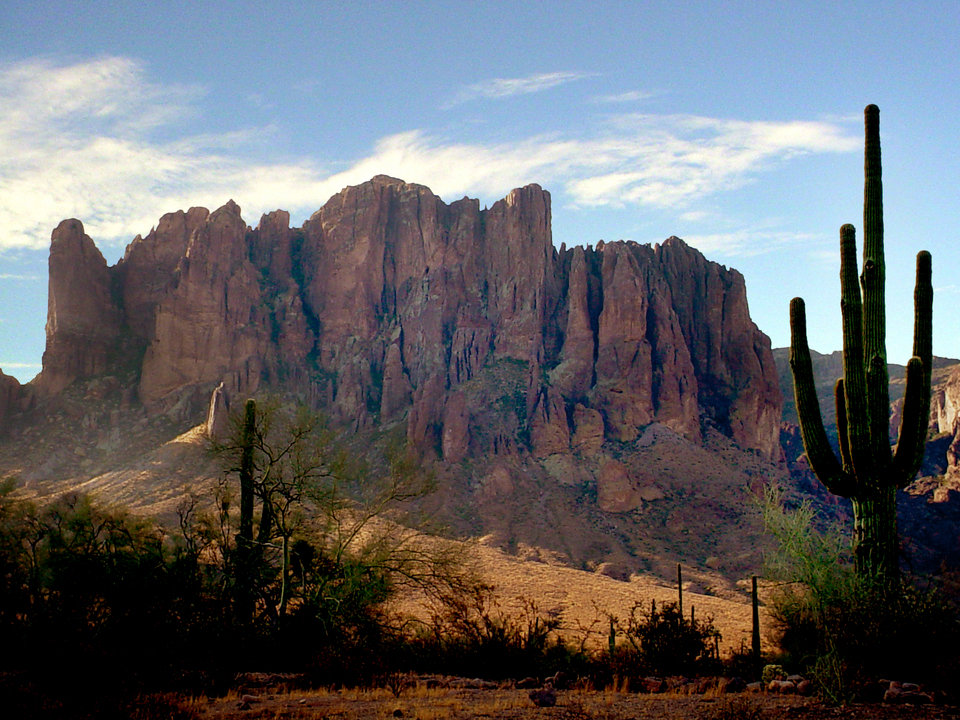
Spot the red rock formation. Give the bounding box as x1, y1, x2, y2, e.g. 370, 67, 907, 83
118, 207, 209, 340
530, 387, 571, 457
0, 370, 21, 433
33, 177, 782, 459
653, 237, 781, 456
931, 365, 960, 472
37, 219, 121, 395
571, 403, 605, 456
139, 201, 270, 410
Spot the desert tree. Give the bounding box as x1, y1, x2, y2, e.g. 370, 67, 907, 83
212, 397, 472, 637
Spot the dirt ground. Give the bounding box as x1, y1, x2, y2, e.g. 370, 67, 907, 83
189, 684, 960, 720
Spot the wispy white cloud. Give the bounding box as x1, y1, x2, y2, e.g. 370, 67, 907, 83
0, 273, 41, 280
682, 229, 823, 258
562, 114, 858, 209
0, 56, 201, 140
592, 90, 654, 104
444, 71, 593, 108
0, 56, 860, 255
679, 210, 711, 223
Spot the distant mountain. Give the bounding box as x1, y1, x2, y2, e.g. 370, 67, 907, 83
774, 346, 959, 429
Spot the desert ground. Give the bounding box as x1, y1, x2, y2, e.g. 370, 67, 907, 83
185, 683, 959, 720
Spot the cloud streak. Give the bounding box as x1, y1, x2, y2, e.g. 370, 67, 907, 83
0, 56, 859, 255
592, 90, 655, 104
682, 229, 823, 258
444, 71, 593, 107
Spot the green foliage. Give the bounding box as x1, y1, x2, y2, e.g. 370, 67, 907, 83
762, 485, 960, 700
211, 399, 461, 634
761, 485, 852, 598
760, 664, 786, 684
0, 399, 476, 706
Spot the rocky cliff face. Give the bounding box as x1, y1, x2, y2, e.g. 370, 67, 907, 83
28, 176, 782, 460
0, 370, 22, 433
931, 365, 960, 473
37, 219, 122, 395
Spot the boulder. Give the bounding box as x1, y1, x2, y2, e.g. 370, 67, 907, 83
528, 688, 557, 707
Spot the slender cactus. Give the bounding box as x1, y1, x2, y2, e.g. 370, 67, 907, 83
236, 398, 257, 624
239, 398, 256, 548
751, 575, 761, 674
789, 105, 933, 583
677, 562, 683, 616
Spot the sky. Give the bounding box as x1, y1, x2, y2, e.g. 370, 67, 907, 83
1, 1, 958, 384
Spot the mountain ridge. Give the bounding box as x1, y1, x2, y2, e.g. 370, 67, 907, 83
3, 176, 782, 461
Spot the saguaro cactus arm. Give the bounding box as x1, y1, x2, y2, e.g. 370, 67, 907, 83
789, 297, 856, 497
835, 379, 852, 472
893, 250, 933, 485
839, 223, 872, 478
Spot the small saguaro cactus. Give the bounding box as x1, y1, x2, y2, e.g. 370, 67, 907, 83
789, 104, 933, 584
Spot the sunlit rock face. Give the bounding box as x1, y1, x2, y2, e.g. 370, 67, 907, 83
930, 365, 960, 473
37, 219, 122, 396
33, 176, 782, 458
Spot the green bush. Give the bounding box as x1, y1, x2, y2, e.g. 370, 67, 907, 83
760, 664, 786, 684
762, 484, 960, 700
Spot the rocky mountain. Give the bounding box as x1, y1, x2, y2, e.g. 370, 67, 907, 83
3, 176, 781, 459
6, 176, 960, 585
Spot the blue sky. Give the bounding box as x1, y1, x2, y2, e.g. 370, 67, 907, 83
1, 1, 958, 383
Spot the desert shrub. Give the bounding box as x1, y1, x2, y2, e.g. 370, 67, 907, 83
404, 583, 584, 680
762, 484, 960, 700
623, 599, 722, 677
705, 695, 767, 720
582, 600, 722, 689
760, 664, 786, 684
723, 640, 762, 681
0, 490, 243, 678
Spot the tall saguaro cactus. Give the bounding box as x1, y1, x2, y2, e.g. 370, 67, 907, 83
789, 104, 933, 583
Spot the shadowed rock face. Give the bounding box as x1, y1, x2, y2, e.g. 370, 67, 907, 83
0, 370, 22, 432
28, 176, 782, 458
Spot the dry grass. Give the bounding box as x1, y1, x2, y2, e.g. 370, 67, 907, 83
392, 540, 773, 655
194, 684, 959, 720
